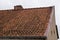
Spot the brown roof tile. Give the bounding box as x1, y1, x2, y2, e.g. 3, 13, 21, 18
0, 6, 52, 37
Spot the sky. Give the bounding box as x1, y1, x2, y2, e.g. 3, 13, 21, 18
0, 0, 60, 40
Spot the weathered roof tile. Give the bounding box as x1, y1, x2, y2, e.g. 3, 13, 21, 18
0, 7, 52, 37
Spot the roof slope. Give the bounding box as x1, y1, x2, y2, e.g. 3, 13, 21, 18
0, 7, 52, 37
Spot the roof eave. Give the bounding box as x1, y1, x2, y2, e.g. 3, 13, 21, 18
0, 36, 47, 39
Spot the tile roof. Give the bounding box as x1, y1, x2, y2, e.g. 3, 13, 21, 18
0, 6, 52, 37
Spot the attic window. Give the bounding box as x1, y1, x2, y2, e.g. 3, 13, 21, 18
51, 31, 52, 35
54, 30, 55, 34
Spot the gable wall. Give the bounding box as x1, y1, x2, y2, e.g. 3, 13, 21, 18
47, 7, 57, 40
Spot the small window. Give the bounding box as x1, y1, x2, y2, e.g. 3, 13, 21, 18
54, 30, 55, 34
51, 31, 52, 35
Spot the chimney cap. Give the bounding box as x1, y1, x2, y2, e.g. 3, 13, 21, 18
14, 5, 22, 7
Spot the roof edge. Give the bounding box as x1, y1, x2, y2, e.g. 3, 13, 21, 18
0, 36, 47, 39
44, 6, 55, 36
0, 6, 55, 11
23, 6, 55, 10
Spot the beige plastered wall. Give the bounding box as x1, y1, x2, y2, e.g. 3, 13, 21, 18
47, 7, 57, 40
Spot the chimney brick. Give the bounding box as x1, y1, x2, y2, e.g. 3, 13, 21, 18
14, 5, 23, 10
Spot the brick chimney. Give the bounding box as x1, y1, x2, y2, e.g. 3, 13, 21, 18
14, 5, 23, 10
